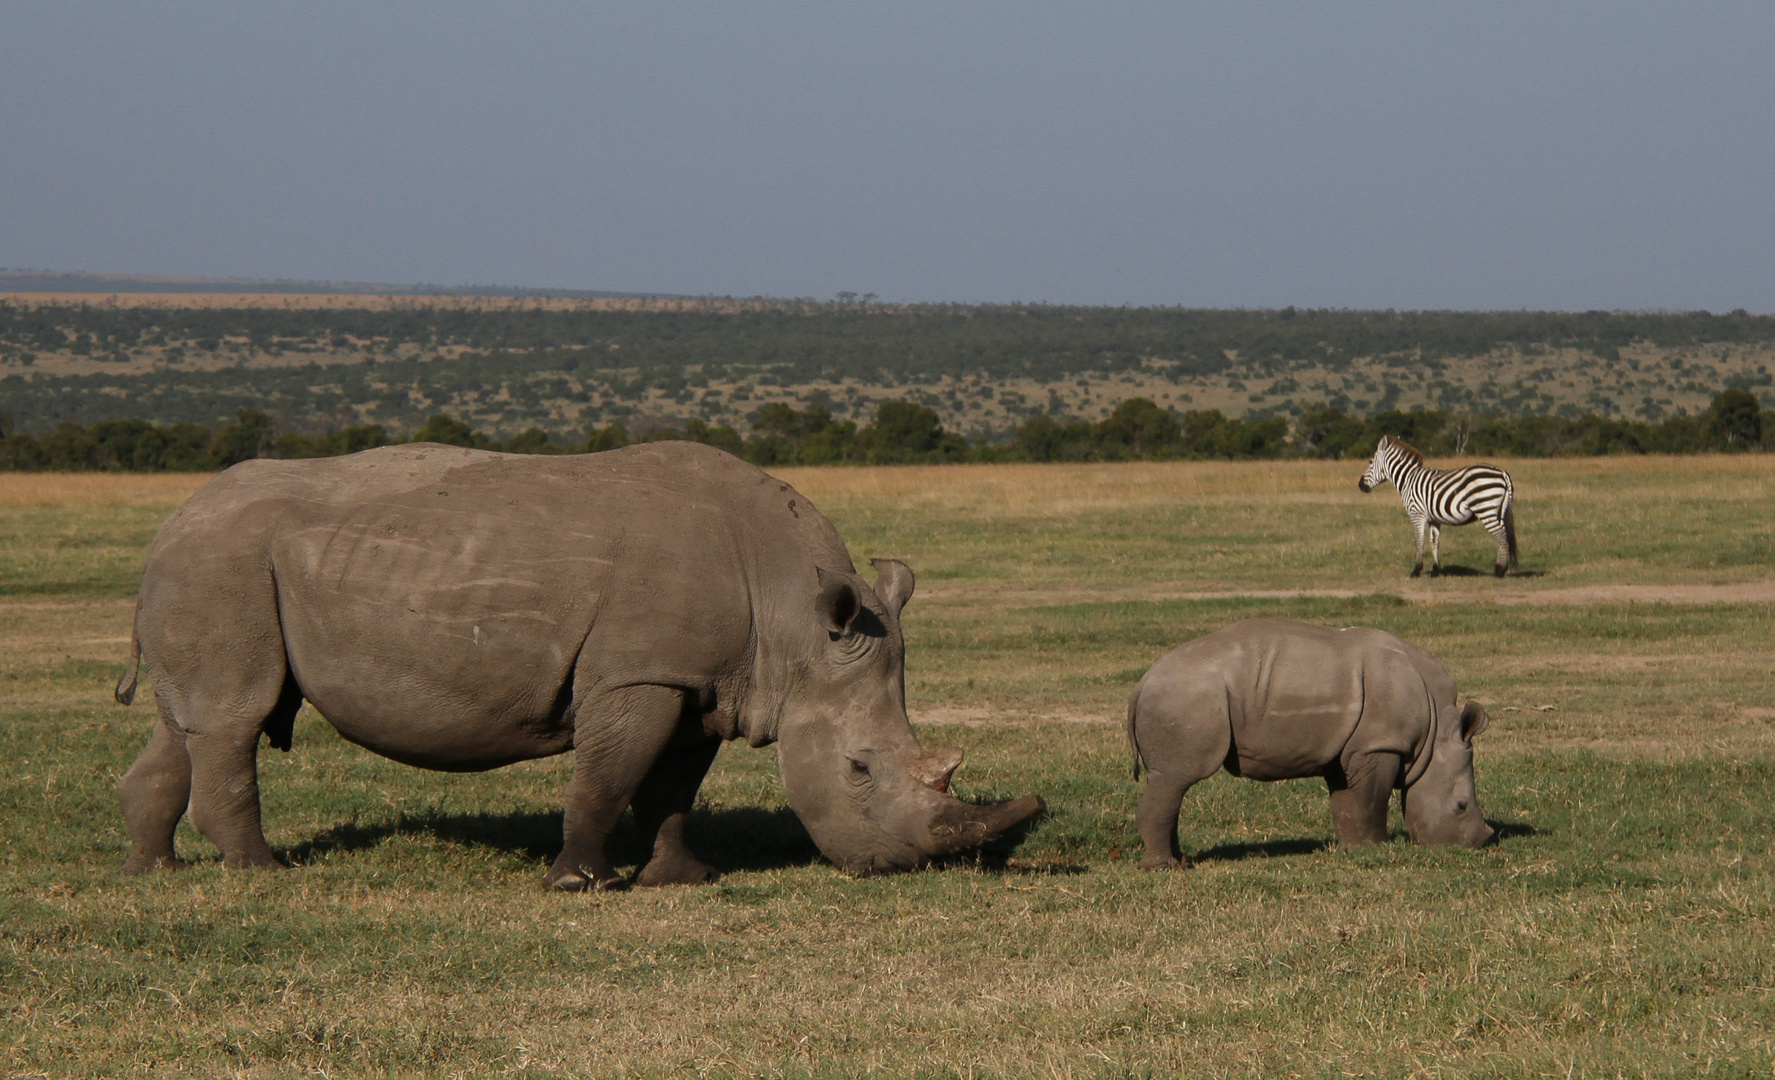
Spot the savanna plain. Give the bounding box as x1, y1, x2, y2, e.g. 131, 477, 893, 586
2, 456, 1772, 1078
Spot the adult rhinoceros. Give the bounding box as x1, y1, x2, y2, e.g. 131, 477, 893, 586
114, 442, 1043, 889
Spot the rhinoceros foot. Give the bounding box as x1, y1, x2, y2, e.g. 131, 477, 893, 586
546, 869, 631, 893
1138, 854, 1188, 872
633, 853, 719, 887
120, 853, 193, 875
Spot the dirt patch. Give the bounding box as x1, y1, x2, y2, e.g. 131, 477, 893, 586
0, 599, 136, 611
1479, 581, 1775, 605
911, 707, 1114, 727
1497, 652, 1775, 672
918, 580, 1775, 609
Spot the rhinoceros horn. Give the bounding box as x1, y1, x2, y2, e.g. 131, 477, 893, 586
912, 747, 965, 792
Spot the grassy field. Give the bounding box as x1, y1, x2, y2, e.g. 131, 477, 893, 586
2, 456, 1772, 1077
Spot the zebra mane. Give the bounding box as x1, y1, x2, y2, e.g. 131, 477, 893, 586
1383, 435, 1425, 466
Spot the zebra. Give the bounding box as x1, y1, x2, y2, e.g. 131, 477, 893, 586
1358, 435, 1518, 578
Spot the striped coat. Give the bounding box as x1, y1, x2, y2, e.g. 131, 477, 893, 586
1358, 436, 1518, 578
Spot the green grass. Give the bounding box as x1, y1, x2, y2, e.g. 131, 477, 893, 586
0, 504, 173, 598
2, 460, 1773, 1077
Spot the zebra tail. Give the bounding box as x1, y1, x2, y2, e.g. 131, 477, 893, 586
1504, 501, 1520, 569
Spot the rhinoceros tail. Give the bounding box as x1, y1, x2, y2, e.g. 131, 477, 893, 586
114, 601, 141, 706
1126, 686, 1145, 780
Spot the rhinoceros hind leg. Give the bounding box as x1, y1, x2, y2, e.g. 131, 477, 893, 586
118, 718, 194, 874
632, 736, 722, 887
1130, 696, 1228, 871
1326, 753, 1401, 848
184, 718, 283, 870
547, 684, 686, 892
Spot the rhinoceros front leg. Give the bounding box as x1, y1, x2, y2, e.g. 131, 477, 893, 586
547, 684, 686, 892
117, 717, 193, 873
631, 736, 722, 887
1325, 752, 1401, 848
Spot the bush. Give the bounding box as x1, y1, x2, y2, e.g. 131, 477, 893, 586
0, 390, 1765, 472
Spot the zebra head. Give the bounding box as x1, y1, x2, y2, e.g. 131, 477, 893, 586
1358, 436, 1397, 493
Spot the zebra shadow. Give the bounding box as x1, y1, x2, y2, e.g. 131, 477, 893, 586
1430, 564, 1542, 578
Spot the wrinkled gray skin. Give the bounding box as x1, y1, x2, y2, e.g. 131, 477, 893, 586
1127, 618, 1495, 869
114, 442, 1043, 888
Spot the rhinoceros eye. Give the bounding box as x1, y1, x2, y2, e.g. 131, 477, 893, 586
847, 756, 872, 783
1455, 800, 1469, 813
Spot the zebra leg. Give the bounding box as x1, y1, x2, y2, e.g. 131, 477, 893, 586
1410, 517, 1427, 578
1428, 525, 1442, 577
1485, 516, 1511, 577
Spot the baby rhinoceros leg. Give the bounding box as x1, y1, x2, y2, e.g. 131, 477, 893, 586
1324, 752, 1401, 848
1130, 687, 1232, 871
1135, 769, 1197, 870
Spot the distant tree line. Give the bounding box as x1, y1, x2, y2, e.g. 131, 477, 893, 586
6, 300, 1775, 434
1, 391, 1765, 472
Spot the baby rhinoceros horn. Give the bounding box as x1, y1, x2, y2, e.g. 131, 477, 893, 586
911, 748, 965, 792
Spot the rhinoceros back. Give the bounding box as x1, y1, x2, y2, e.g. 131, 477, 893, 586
1141, 618, 1437, 782
135, 442, 847, 770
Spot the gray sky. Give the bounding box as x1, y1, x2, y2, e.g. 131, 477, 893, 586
3, 3, 1772, 309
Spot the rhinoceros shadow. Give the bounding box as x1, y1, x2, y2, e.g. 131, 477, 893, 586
282, 800, 1057, 876
1191, 817, 1538, 863
282, 804, 825, 874
1194, 837, 1329, 862
1489, 820, 1540, 841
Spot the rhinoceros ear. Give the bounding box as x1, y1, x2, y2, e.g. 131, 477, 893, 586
816, 568, 863, 635
1460, 700, 1490, 740
870, 558, 915, 617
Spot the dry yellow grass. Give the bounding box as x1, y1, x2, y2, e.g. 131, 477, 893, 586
777, 450, 1775, 499
776, 459, 1356, 513
5, 452, 1764, 507
0, 471, 212, 508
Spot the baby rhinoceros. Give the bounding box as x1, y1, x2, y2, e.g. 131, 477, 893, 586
1126, 618, 1495, 869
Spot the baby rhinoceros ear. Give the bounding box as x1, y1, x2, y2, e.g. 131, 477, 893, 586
870, 558, 915, 617
1460, 700, 1490, 740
